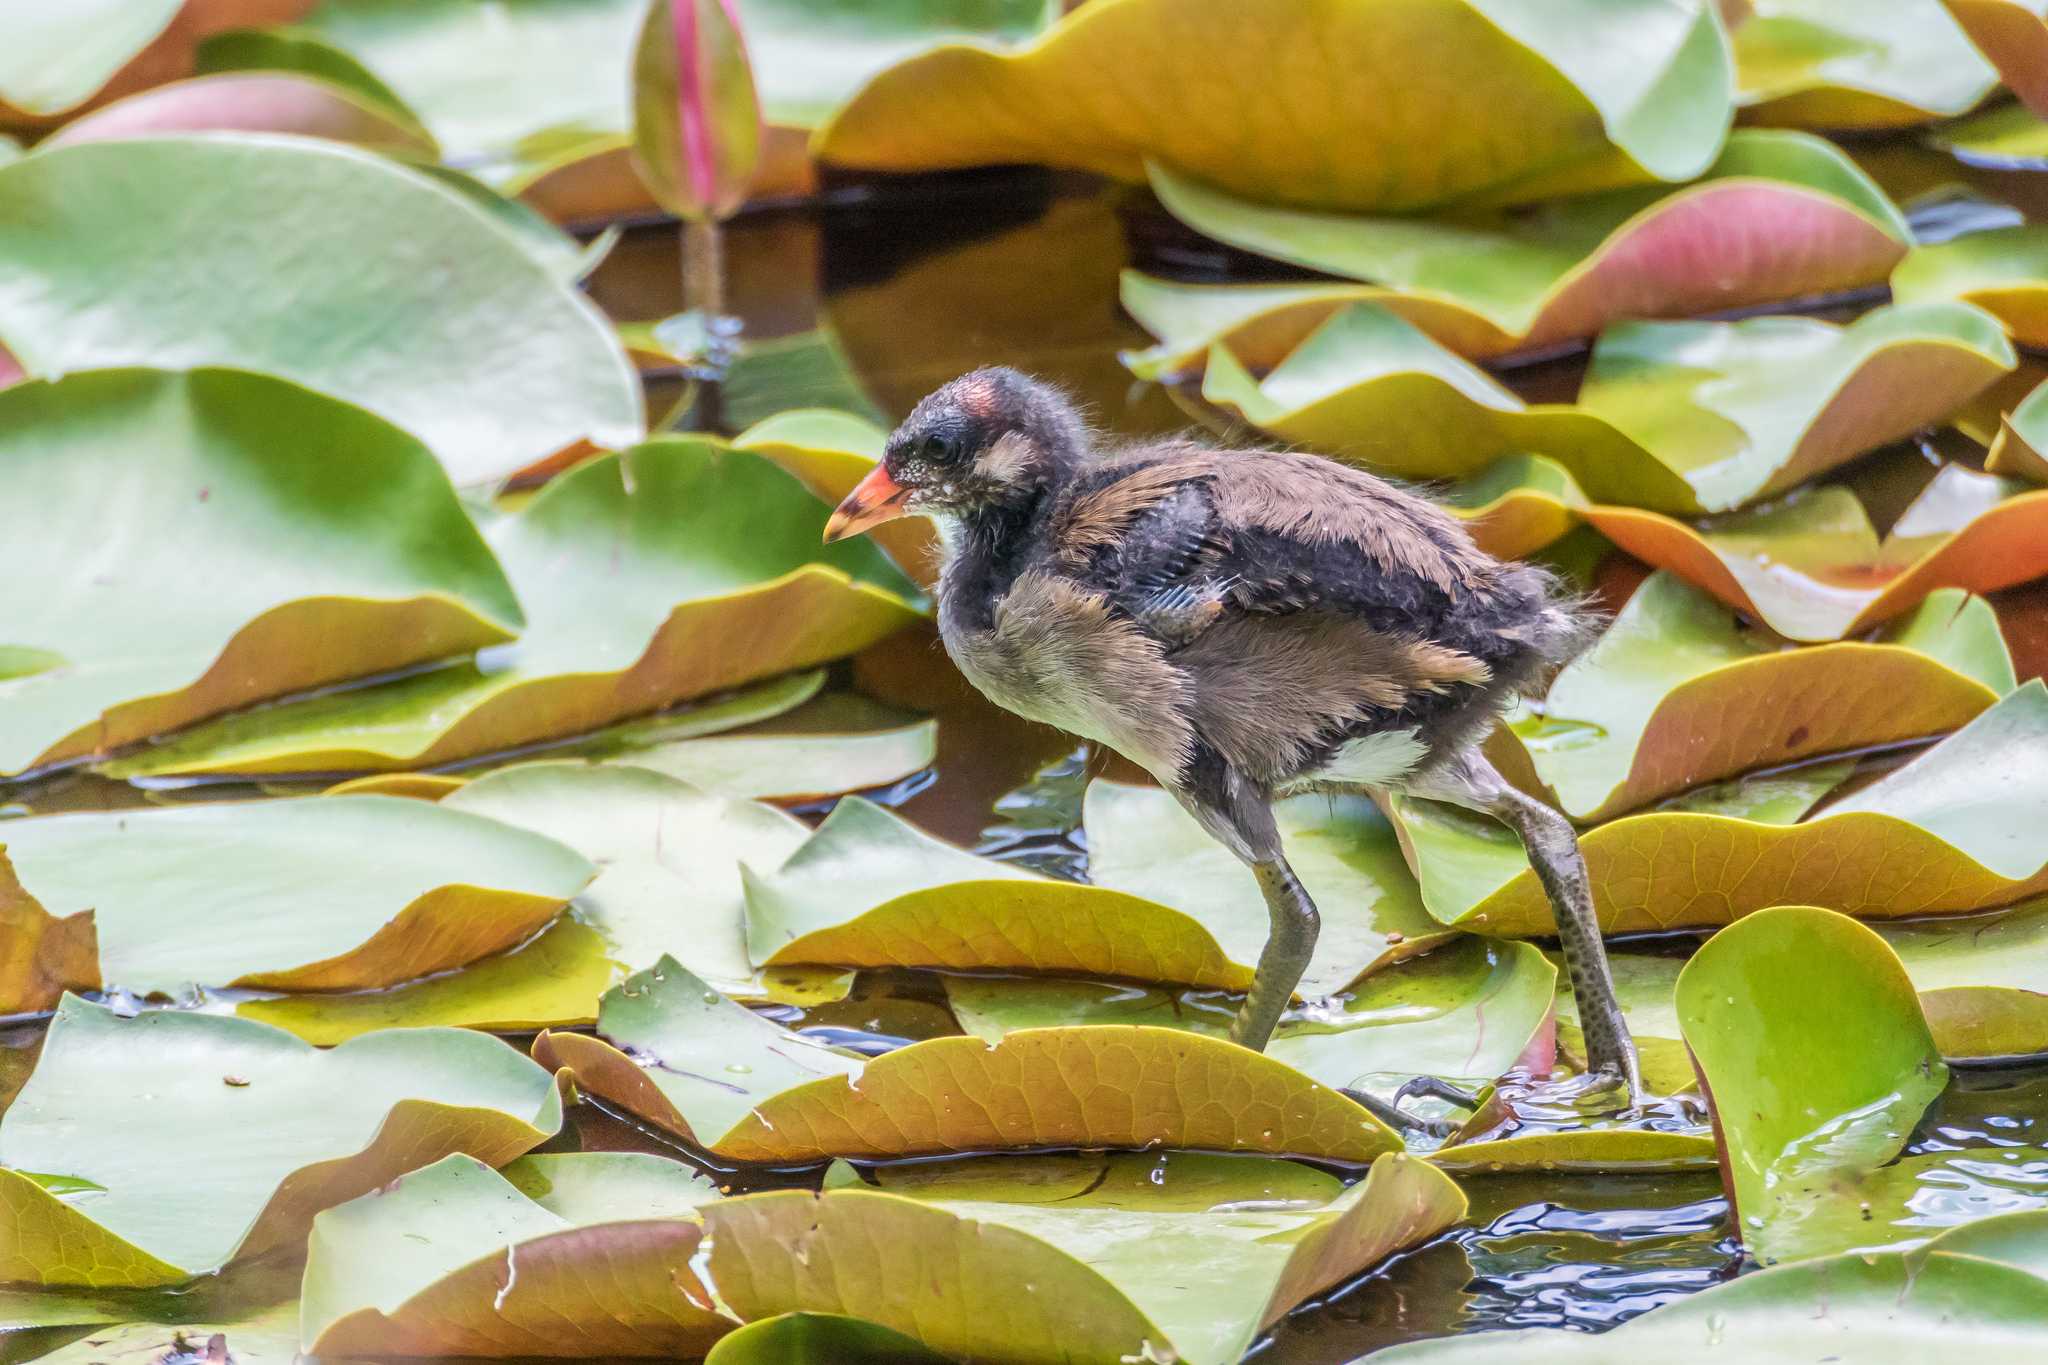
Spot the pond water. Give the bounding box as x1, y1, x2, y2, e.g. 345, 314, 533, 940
4, 143, 2048, 1361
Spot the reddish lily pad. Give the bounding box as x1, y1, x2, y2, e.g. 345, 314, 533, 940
43, 70, 432, 152
818, 0, 1733, 212
535, 959, 1405, 1164
1137, 130, 1906, 363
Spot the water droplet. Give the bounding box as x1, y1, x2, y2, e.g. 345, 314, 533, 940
702, 991, 722, 1005
725, 1062, 751, 1075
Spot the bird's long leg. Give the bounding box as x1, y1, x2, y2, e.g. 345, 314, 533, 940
1230, 854, 1320, 1052
1407, 752, 1643, 1105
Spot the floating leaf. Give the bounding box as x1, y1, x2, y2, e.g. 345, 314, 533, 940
1893, 224, 2048, 346
0, 0, 184, 116
1944, 0, 2048, 114
535, 959, 1404, 1163
1928, 100, 2048, 168
1460, 456, 2048, 640
702, 1150, 1462, 1365
0, 795, 592, 1014
0, 135, 641, 484
1203, 299, 2012, 514
946, 936, 1557, 1097
1732, 0, 1997, 127
103, 441, 920, 778
606, 698, 937, 801
1395, 681, 2048, 935
1988, 376, 2048, 482
1519, 575, 2013, 821
819, 0, 1732, 212
735, 409, 938, 588
0, 368, 519, 778
630, 0, 761, 222
32, 1299, 303, 1365
0, 997, 562, 1288
704, 1314, 948, 1365
44, 71, 434, 153
1371, 1210, 2048, 1360
1678, 906, 1961, 1263
1140, 130, 1907, 361
302, 1153, 726, 1357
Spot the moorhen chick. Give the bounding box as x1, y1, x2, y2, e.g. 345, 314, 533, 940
825, 367, 1642, 1108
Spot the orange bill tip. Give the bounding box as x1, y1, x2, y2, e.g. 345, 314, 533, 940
823, 463, 910, 543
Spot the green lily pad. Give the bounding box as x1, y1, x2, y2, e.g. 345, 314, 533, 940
1394, 681, 2048, 936
705, 1150, 1463, 1365
0, 135, 641, 484
0, 0, 183, 116
704, 1314, 949, 1365
1202, 299, 2012, 514
1894, 224, 2048, 347
733, 409, 937, 588
946, 936, 1558, 1097
0, 794, 593, 1014
819, 0, 1732, 212
0, 368, 520, 779
1732, 0, 1997, 127
534, 959, 1406, 1164
1458, 456, 2048, 640
1678, 906, 1959, 1263
1139, 130, 1907, 361
1987, 377, 2048, 482
1519, 574, 2013, 820
102, 441, 921, 778
1927, 100, 2048, 169
1371, 1210, 2048, 1360
29, 1299, 304, 1365
302, 1152, 726, 1357
0, 997, 562, 1288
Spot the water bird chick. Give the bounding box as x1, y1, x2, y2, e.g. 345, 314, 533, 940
825, 367, 1641, 1108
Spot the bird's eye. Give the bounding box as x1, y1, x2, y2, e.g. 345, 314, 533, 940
919, 434, 954, 463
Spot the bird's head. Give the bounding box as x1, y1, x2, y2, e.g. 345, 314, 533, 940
823, 367, 1086, 543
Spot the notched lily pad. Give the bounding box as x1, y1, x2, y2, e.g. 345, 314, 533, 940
1201, 299, 2012, 515
0, 997, 562, 1288
1395, 681, 2048, 935
0, 795, 593, 1015
1513, 574, 2014, 821
302, 1152, 726, 1357
535, 959, 1405, 1164
818, 0, 1732, 212
1139, 130, 1908, 362
0, 368, 520, 778
104, 441, 921, 778
703, 1150, 1464, 1365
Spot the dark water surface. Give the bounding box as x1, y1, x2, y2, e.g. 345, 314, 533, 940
5, 140, 2048, 1362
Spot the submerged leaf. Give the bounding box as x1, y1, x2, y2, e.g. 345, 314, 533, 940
0, 135, 642, 484
703, 1151, 1463, 1365
1518, 575, 2014, 820
302, 1153, 726, 1357
819, 0, 1732, 212
0, 368, 519, 778
1732, 0, 1997, 127
103, 441, 920, 777
0, 998, 562, 1287
0, 795, 592, 1014
1203, 300, 2012, 514
1138, 131, 1906, 362
535, 959, 1406, 1164
1394, 681, 2048, 935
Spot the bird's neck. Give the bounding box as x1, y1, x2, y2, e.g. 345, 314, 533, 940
935, 489, 1048, 632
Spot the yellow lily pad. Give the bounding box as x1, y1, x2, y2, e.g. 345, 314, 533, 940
1893, 224, 2048, 347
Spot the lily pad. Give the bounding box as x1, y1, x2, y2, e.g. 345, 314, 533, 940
609, 703, 938, 801
0, 367, 520, 778
0, 134, 641, 484
30, 1299, 303, 1365
704, 1315, 948, 1365
0, 795, 593, 1014
1371, 1209, 2048, 1360
1893, 224, 2048, 347
302, 1152, 726, 1357
745, 784, 1438, 995
0, 997, 562, 1288
1678, 906, 1956, 1263
1732, 0, 1997, 127
1139, 130, 1908, 361
1394, 681, 2048, 935
0, 0, 185, 116
1519, 574, 2014, 820
1928, 99, 2048, 168
1460, 456, 2048, 640
946, 936, 1558, 1097
534, 958, 1405, 1164
1201, 299, 2012, 514
43, 70, 434, 153
703, 1150, 1464, 1365
818, 0, 1732, 212
1988, 376, 2048, 482
102, 441, 921, 777
1943, 0, 2048, 113
734, 409, 939, 588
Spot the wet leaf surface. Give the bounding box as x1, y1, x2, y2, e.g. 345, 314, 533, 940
1893, 223, 2048, 346
1731, 0, 1997, 127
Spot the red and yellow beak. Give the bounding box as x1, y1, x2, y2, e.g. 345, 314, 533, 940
823, 464, 911, 543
